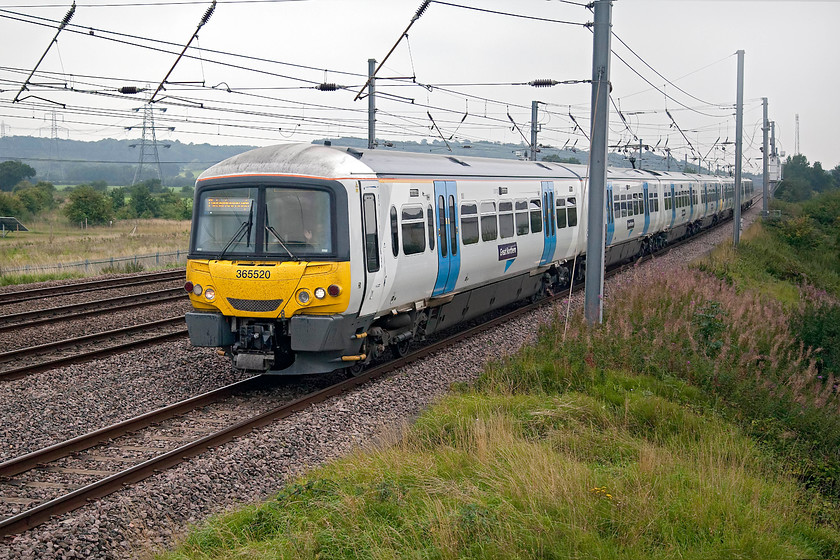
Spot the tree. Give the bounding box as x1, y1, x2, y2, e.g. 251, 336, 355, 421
157, 191, 192, 220
775, 154, 838, 202
128, 184, 159, 218
13, 181, 55, 215
542, 154, 581, 165
0, 192, 24, 217
64, 185, 113, 225
0, 161, 36, 191
109, 187, 126, 211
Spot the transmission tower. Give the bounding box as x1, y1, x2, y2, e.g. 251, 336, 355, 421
127, 101, 173, 185
44, 111, 67, 182
0, 121, 6, 138
795, 114, 800, 155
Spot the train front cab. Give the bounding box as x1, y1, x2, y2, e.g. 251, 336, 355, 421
184, 174, 371, 375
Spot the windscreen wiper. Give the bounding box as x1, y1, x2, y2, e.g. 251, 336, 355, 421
217, 205, 253, 260
265, 224, 299, 261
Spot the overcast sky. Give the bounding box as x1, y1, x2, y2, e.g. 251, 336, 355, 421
0, 0, 837, 171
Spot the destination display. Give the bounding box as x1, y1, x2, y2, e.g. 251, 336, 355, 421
204, 197, 253, 215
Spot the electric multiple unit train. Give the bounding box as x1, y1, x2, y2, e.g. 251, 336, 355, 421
184, 143, 754, 375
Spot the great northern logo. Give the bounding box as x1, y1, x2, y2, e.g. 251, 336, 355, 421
498, 242, 517, 261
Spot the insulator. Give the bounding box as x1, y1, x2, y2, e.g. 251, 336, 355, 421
529, 79, 558, 88
119, 86, 140, 94
201, 0, 216, 25
413, 0, 430, 21
317, 83, 339, 92
62, 3, 76, 26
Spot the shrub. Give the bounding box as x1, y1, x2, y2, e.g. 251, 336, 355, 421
63, 185, 114, 225
791, 302, 840, 377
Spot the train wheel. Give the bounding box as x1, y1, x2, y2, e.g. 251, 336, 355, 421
391, 339, 411, 359
345, 362, 365, 377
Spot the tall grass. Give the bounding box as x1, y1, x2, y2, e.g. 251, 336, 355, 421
508, 263, 840, 494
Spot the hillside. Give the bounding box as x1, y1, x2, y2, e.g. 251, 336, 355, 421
0, 134, 754, 188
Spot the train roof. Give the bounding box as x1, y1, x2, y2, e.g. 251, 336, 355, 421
198, 143, 584, 182
198, 142, 731, 184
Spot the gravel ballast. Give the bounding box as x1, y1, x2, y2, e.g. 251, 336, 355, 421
0, 208, 760, 559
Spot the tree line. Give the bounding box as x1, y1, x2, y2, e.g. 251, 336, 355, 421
0, 160, 193, 224
775, 154, 840, 202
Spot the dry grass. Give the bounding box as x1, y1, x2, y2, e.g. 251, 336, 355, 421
0, 212, 190, 274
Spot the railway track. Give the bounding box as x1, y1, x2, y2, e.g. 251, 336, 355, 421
0, 287, 187, 333
0, 269, 185, 306
0, 211, 749, 537
0, 246, 655, 536
0, 316, 188, 381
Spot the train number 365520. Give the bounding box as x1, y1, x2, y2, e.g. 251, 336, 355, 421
235, 269, 271, 279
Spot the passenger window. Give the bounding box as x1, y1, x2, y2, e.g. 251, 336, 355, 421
390, 206, 399, 257
461, 202, 479, 245
530, 199, 542, 234
427, 206, 435, 251
549, 192, 555, 236
515, 200, 529, 236
401, 205, 425, 255
557, 198, 567, 229
480, 201, 497, 242
449, 195, 458, 256
620, 200, 627, 218
543, 193, 550, 234
363, 194, 379, 273
567, 197, 577, 227
438, 195, 447, 258
499, 200, 514, 238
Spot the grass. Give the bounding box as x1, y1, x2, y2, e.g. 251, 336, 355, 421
158, 215, 840, 560
160, 209, 840, 560
0, 210, 190, 281
0, 271, 84, 287
161, 377, 840, 559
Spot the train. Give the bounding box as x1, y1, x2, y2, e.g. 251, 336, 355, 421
183, 143, 754, 375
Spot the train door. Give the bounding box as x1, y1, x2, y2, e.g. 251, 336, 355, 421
642, 182, 651, 235
539, 181, 557, 266
605, 182, 615, 246
669, 183, 676, 229
433, 180, 460, 297
689, 183, 695, 220
359, 190, 387, 317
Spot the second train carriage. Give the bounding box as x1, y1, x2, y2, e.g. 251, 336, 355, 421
184, 143, 753, 375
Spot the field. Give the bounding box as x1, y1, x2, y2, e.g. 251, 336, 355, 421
0, 211, 190, 283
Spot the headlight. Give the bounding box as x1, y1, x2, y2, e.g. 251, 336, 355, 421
297, 290, 311, 305
314, 287, 326, 300
192, 284, 203, 296
204, 287, 215, 301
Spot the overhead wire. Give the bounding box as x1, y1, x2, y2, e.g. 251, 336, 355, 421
0, 1, 762, 169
